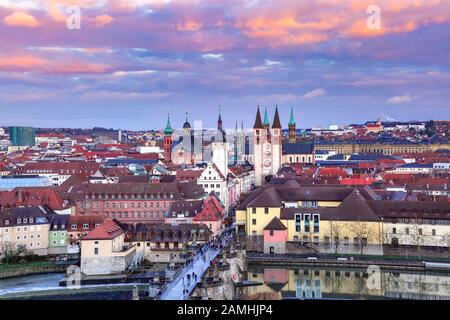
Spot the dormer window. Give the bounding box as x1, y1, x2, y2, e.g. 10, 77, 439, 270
29, 218, 33, 223
5, 219, 9, 225
83, 223, 89, 229
17, 218, 22, 224
23, 218, 28, 224
71, 224, 78, 230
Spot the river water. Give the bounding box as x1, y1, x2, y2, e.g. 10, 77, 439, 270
242, 266, 450, 300
2, 266, 450, 300
0, 273, 143, 299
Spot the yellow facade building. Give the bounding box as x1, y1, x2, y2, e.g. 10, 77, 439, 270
236, 180, 450, 256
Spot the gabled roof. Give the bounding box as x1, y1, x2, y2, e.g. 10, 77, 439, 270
264, 216, 287, 230
82, 219, 124, 240
247, 187, 282, 207
333, 190, 381, 221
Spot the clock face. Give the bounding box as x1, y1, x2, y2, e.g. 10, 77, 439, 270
264, 160, 271, 168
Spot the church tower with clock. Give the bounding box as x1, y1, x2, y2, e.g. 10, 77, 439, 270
253, 105, 282, 186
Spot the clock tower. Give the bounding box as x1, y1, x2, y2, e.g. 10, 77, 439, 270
253, 105, 282, 186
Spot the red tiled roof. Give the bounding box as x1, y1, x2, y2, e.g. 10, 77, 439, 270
318, 167, 348, 178
194, 195, 224, 222
176, 170, 203, 181
14, 162, 100, 175
82, 219, 123, 240
340, 178, 376, 186
69, 215, 105, 232
36, 133, 65, 138
0, 187, 65, 210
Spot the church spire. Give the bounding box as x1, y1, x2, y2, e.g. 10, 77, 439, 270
218, 105, 223, 131
272, 105, 282, 129
263, 107, 270, 127
253, 105, 263, 129
164, 112, 173, 136
289, 106, 295, 126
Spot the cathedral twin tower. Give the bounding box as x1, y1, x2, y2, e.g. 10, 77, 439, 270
163, 105, 296, 187
253, 106, 283, 186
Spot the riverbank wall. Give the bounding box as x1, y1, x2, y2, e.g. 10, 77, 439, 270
247, 253, 450, 272
0, 263, 68, 280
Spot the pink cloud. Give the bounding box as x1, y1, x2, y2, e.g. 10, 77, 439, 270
4, 11, 41, 28
93, 14, 114, 27
0, 53, 111, 74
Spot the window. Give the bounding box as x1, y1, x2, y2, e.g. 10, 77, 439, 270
264, 208, 269, 214
252, 219, 256, 225
71, 224, 77, 230
270, 230, 274, 236
313, 214, 320, 233
252, 208, 256, 214
432, 229, 436, 236
343, 237, 349, 245
418, 229, 423, 235
304, 214, 310, 233
295, 214, 301, 232
94, 248, 99, 255
83, 224, 89, 230
405, 228, 409, 235
392, 228, 397, 234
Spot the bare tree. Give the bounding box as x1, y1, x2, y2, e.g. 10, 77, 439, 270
408, 224, 427, 258
324, 221, 345, 255
348, 221, 374, 255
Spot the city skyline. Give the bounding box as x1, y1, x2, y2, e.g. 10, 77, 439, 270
1, 1, 450, 129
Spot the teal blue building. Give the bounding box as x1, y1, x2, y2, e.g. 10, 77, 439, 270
10, 126, 36, 147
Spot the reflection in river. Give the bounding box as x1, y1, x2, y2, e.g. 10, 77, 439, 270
243, 266, 450, 300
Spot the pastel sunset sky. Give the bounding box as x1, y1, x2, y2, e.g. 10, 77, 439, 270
0, 0, 449, 130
